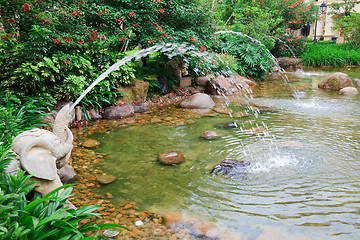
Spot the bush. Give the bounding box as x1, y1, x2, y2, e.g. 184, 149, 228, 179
301, 43, 360, 66
214, 34, 272, 81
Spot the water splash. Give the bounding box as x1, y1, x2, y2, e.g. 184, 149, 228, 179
215, 30, 299, 94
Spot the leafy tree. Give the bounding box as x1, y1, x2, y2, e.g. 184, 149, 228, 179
329, 0, 360, 47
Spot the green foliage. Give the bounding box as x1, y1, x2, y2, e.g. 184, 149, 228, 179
332, 13, 360, 47
0, 0, 215, 107
214, 35, 272, 80
301, 43, 360, 66
0, 170, 126, 240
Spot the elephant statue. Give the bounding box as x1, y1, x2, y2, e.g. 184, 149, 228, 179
6, 104, 74, 197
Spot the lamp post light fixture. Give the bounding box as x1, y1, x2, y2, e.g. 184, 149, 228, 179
313, 2, 327, 45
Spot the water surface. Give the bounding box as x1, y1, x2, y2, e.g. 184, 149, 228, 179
94, 67, 360, 239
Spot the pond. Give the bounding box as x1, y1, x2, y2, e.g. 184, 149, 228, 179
93, 67, 360, 240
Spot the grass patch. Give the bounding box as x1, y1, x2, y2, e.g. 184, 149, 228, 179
301, 43, 360, 66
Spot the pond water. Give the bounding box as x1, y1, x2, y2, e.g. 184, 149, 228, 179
93, 67, 360, 240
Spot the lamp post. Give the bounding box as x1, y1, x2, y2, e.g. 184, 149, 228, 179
313, 2, 327, 45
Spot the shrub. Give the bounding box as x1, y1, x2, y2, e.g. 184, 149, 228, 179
214, 34, 272, 81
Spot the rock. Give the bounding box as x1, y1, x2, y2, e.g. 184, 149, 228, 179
150, 118, 162, 124
277, 141, 304, 150
179, 93, 215, 109
151, 94, 161, 103
82, 139, 100, 148
210, 159, 250, 178
213, 106, 233, 114
339, 87, 358, 95
201, 131, 220, 140
103, 105, 134, 119
275, 57, 301, 70
162, 212, 220, 239
158, 151, 185, 165
292, 91, 307, 98
233, 111, 251, 118
132, 103, 148, 113
86, 108, 102, 120
255, 228, 286, 240
116, 78, 149, 103
318, 72, 354, 90
195, 76, 210, 87
205, 74, 254, 96
245, 127, 267, 135
215, 122, 237, 129
96, 175, 117, 185
59, 164, 78, 184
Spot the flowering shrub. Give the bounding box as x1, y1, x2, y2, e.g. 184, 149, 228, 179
272, 31, 308, 58
0, 0, 214, 104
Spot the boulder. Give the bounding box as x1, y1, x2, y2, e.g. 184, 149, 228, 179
116, 78, 149, 103
201, 131, 220, 140
103, 104, 134, 119
318, 72, 354, 90
96, 175, 117, 185
59, 164, 78, 184
180, 93, 215, 109
195, 76, 210, 87
158, 151, 185, 165
205, 74, 255, 96
275, 57, 301, 70
132, 103, 148, 113
210, 159, 250, 178
277, 141, 304, 150
82, 139, 100, 148
339, 87, 358, 95
86, 108, 102, 120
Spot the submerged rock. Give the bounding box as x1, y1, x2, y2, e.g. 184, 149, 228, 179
245, 127, 267, 135
158, 151, 185, 165
96, 175, 117, 185
162, 212, 242, 240
277, 141, 304, 150
200, 131, 220, 140
82, 139, 100, 148
339, 87, 358, 95
215, 122, 237, 129
318, 72, 353, 90
233, 111, 251, 118
210, 159, 250, 178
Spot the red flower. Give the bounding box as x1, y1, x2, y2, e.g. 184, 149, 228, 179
216, 42, 219, 46
22, 3, 31, 12
161, 33, 167, 38
285, 28, 291, 31
116, 17, 123, 23
52, 38, 61, 44
213, 61, 217, 64
160, 8, 164, 13
287, 38, 294, 42
200, 45, 206, 51
128, 12, 135, 17
190, 37, 195, 42
157, 0, 161, 3
78, 39, 84, 45
131, 24, 138, 28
